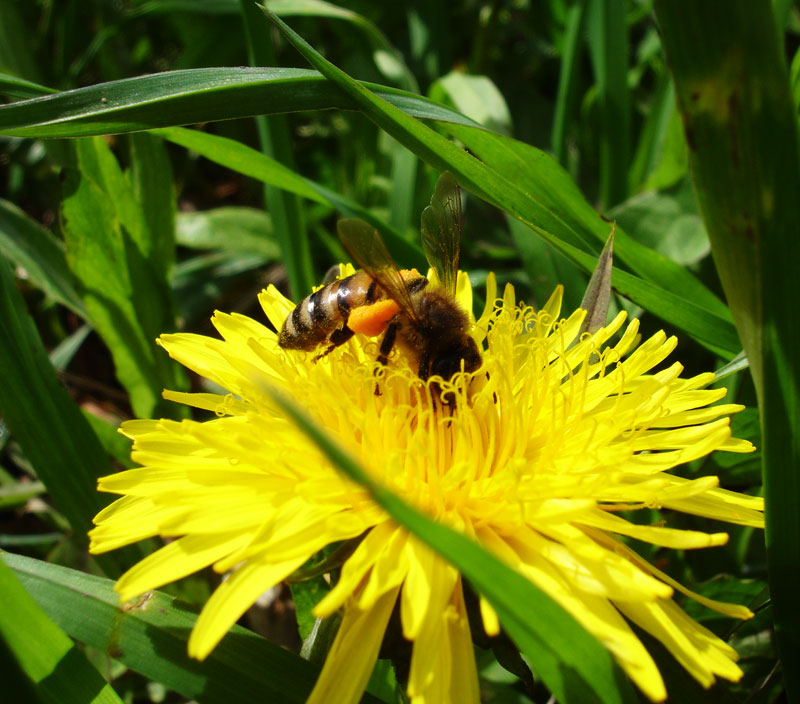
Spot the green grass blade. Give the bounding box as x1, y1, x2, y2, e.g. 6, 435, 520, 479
551, 0, 587, 165
241, 0, 314, 299
655, 2, 800, 698
0, 68, 482, 139
61, 137, 184, 419
0, 72, 55, 99
0, 259, 134, 578
0, 557, 124, 704
0, 198, 86, 317
1, 552, 387, 704
260, 384, 639, 704
259, 6, 738, 356
586, 0, 631, 208
446, 125, 730, 319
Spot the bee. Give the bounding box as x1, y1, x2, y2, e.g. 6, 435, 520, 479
279, 171, 482, 391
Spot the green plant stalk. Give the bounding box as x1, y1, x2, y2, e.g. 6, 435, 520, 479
655, 2, 800, 699
551, 0, 587, 165
241, 0, 313, 299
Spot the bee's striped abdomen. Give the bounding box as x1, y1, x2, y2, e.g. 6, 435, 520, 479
278, 271, 382, 351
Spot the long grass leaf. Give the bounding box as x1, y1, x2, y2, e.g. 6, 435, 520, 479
656, 2, 800, 697
0, 68, 482, 138
446, 125, 730, 319
0, 259, 136, 578
2, 552, 384, 704
0, 558, 124, 704
0, 199, 86, 317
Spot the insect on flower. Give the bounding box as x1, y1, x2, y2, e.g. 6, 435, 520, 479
278, 172, 482, 392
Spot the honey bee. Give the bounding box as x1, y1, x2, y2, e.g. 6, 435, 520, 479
279, 171, 482, 391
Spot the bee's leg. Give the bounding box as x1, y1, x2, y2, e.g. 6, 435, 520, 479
418, 354, 452, 407
417, 353, 431, 382
373, 322, 399, 395
376, 322, 398, 367
311, 325, 355, 362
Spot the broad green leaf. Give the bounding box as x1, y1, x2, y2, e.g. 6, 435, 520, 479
429, 71, 512, 135
656, 1, 800, 698
176, 207, 279, 256
2, 552, 385, 704
0, 68, 482, 139
0, 557, 123, 704
270, 0, 433, 235
258, 6, 739, 357
0, 259, 135, 578
0, 199, 86, 317
609, 190, 710, 267
61, 137, 183, 419
260, 382, 638, 704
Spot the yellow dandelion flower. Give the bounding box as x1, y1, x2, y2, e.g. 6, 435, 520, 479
89, 273, 762, 704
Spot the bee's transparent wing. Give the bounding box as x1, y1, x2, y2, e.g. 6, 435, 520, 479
337, 218, 420, 321
420, 171, 462, 296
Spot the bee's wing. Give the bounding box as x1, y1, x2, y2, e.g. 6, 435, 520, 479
420, 171, 462, 297
337, 218, 420, 322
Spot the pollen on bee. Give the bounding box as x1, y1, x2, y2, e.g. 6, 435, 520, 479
348, 300, 401, 336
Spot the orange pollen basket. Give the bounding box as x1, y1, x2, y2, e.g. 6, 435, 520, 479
347, 299, 402, 336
